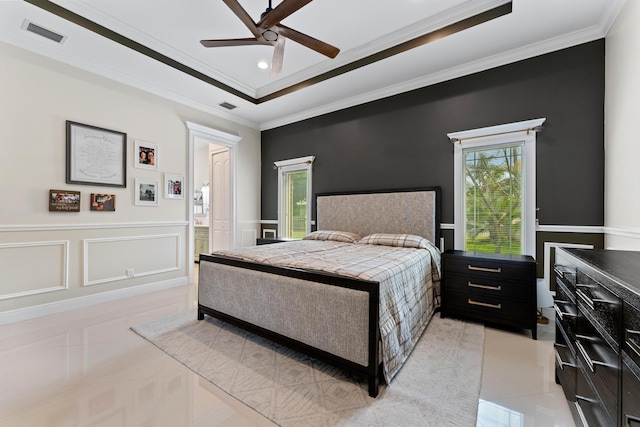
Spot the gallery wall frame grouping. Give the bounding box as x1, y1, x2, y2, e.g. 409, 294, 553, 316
61, 119, 184, 210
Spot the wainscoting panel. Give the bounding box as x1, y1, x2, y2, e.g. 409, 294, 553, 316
84, 234, 181, 286
241, 228, 258, 247
0, 241, 68, 300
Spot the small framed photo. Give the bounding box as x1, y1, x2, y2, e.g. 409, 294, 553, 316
135, 178, 158, 206
90, 194, 116, 211
135, 140, 158, 171
164, 173, 184, 199
49, 190, 81, 212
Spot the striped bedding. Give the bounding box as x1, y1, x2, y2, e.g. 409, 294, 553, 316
215, 238, 441, 383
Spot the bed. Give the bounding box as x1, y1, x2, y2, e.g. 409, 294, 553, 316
197, 187, 442, 397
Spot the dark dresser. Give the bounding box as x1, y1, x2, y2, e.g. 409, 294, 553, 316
554, 248, 640, 427
441, 250, 537, 339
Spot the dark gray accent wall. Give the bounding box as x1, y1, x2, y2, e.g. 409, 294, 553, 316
261, 40, 605, 227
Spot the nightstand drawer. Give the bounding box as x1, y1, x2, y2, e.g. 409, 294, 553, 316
444, 290, 531, 324
445, 273, 529, 300
444, 255, 532, 282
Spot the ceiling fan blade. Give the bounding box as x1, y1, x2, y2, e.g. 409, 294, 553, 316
200, 38, 271, 47
223, 0, 262, 39
270, 37, 286, 77
276, 24, 339, 58
258, 0, 312, 30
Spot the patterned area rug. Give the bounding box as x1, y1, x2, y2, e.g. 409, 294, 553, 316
131, 312, 484, 427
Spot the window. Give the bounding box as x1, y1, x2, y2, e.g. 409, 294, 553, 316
274, 156, 314, 239
449, 119, 545, 256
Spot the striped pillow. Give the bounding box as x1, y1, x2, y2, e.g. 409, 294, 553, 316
303, 230, 361, 243
359, 233, 431, 249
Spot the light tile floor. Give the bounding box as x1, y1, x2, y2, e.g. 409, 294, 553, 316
0, 275, 574, 427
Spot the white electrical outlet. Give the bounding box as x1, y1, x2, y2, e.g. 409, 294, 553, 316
126, 268, 134, 278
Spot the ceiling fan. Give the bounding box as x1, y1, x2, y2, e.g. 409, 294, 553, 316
200, 0, 340, 76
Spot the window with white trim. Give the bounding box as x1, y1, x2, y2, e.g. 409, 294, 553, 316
274, 156, 314, 239
449, 119, 545, 256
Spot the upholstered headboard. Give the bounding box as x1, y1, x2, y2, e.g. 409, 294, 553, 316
315, 187, 441, 245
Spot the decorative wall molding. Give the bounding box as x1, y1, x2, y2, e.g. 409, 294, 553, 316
0, 240, 69, 300
241, 229, 258, 248
83, 234, 181, 286
0, 221, 188, 233
604, 226, 640, 240
536, 224, 605, 233
542, 241, 594, 298
0, 276, 188, 326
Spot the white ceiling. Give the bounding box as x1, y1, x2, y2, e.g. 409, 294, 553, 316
0, 0, 625, 130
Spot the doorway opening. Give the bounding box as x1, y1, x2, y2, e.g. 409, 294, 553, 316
186, 121, 241, 284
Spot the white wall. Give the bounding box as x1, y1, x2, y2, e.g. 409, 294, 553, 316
0, 41, 261, 322
605, 0, 640, 250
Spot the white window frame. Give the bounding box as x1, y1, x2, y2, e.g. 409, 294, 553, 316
449, 118, 545, 257
274, 155, 315, 239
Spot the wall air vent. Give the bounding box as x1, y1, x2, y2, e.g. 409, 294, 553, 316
22, 20, 66, 44
219, 102, 237, 110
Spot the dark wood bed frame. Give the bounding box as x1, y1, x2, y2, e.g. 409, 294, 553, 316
197, 187, 441, 398
198, 253, 382, 396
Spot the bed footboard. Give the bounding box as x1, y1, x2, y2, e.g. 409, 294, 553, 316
198, 253, 381, 397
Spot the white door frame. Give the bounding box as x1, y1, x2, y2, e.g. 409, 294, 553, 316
186, 121, 241, 284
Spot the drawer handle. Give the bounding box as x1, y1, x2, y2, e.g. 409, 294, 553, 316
576, 339, 613, 372
468, 265, 501, 273
468, 299, 501, 310
554, 303, 576, 320
626, 329, 640, 359
554, 346, 575, 370
576, 340, 595, 372
468, 282, 501, 291
575, 398, 593, 427
576, 289, 617, 310
625, 413, 640, 427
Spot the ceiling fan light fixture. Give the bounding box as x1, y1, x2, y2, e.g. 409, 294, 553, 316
261, 29, 278, 42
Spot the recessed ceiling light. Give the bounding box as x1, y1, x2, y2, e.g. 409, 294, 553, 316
257, 61, 269, 70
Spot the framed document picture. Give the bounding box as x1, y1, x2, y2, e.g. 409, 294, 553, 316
66, 121, 127, 188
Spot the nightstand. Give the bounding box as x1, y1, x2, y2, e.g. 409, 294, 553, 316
441, 250, 537, 339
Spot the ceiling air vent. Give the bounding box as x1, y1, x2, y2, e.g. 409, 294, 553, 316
219, 102, 237, 110
22, 20, 66, 44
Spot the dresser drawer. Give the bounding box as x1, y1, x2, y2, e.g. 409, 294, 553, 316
576, 270, 621, 348
623, 353, 640, 427
625, 302, 640, 368
556, 323, 577, 401
445, 273, 529, 300
555, 280, 578, 342
576, 360, 615, 427
576, 310, 620, 424
444, 255, 532, 282
555, 253, 577, 293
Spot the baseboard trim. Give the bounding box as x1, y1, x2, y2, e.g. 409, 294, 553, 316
0, 276, 189, 326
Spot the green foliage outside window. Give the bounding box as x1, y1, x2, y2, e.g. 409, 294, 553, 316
464, 145, 523, 254
284, 170, 308, 238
